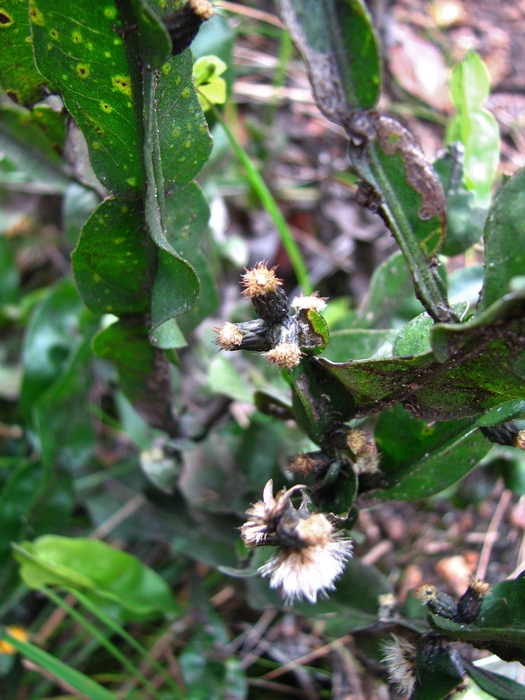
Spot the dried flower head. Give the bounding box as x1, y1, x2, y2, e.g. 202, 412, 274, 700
382, 635, 417, 697
241, 262, 283, 298
214, 322, 243, 350
415, 583, 456, 619
241, 480, 352, 603
189, 0, 215, 20
291, 292, 328, 312
240, 480, 305, 547
265, 343, 302, 369
346, 428, 368, 456
456, 577, 491, 623
468, 577, 490, 596
414, 583, 438, 605
287, 452, 332, 477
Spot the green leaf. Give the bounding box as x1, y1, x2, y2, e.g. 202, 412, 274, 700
156, 51, 213, 191
0, 1, 48, 105
320, 289, 525, 421
0, 628, 118, 700
93, 319, 180, 434
447, 51, 500, 207
353, 251, 423, 329
63, 183, 100, 247
373, 404, 491, 500
0, 102, 69, 193
157, 183, 218, 337
20, 278, 88, 422
34, 338, 95, 470
14, 535, 179, 621
193, 55, 227, 111
434, 145, 488, 257
394, 303, 468, 357
322, 329, 398, 361
464, 660, 525, 700
449, 50, 489, 110
478, 168, 525, 311
411, 643, 464, 700
0, 237, 19, 304
0, 460, 41, 566
142, 63, 205, 347
30, 0, 141, 196
349, 115, 453, 323
288, 357, 356, 446
72, 197, 149, 316
93, 322, 155, 405
276, 0, 381, 120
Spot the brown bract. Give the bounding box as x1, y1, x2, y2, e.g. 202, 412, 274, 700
241, 262, 283, 298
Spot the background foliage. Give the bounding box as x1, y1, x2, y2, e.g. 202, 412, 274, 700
0, 0, 525, 698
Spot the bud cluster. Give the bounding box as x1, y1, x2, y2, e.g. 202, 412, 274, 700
214, 263, 329, 369
415, 577, 490, 624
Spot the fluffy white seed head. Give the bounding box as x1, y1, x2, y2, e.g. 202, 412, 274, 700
259, 533, 353, 604
382, 635, 417, 697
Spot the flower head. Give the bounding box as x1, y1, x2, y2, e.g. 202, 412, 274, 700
189, 0, 215, 20
291, 292, 328, 312
240, 480, 305, 547
214, 322, 243, 350
241, 262, 283, 298
240, 480, 352, 604
260, 527, 352, 604
265, 343, 302, 369
382, 635, 417, 697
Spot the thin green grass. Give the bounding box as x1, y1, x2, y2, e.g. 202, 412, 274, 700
205, 99, 313, 294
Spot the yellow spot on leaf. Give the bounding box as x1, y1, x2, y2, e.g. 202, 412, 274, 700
93, 274, 101, 282
172, 128, 180, 138
104, 51, 111, 58
114, 237, 124, 244
181, 88, 190, 98
49, 28, 59, 40
0, 11, 14, 26
162, 62, 171, 75
184, 140, 191, 149
126, 177, 137, 187
76, 64, 90, 79
72, 30, 82, 43
104, 6, 117, 18
29, 1, 44, 26
121, 206, 128, 213
100, 101, 113, 113
113, 37, 122, 45
112, 75, 132, 97
93, 141, 101, 150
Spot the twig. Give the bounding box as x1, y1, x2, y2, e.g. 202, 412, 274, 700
218, 1, 284, 28
476, 489, 512, 580
261, 634, 353, 681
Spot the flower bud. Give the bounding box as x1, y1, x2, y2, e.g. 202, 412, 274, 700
456, 578, 490, 623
